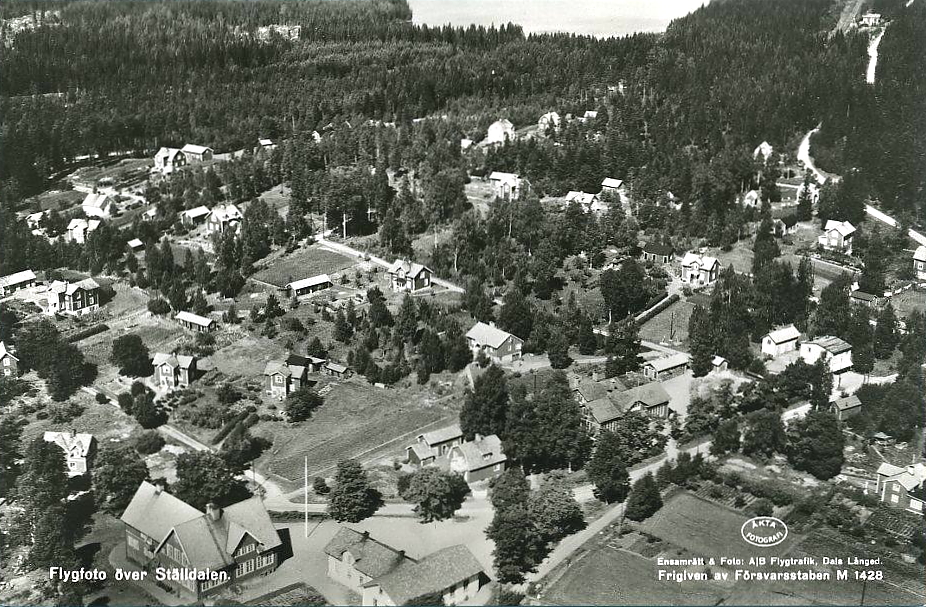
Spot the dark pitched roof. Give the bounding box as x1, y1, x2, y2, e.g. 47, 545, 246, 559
367, 545, 486, 606
610, 382, 670, 413
643, 242, 674, 257
832, 395, 862, 412
323, 527, 412, 578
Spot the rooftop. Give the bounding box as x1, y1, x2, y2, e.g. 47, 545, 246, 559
420, 423, 463, 446
153, 352, 195, 369
287, 274, 332, 291
323, 527, 413, 578
645, 352, 691, 373
450, 434, 506, 471
766, 324, 801, 344
368, 544, 485, 606
387, 259, 431, 279
175, 310, 214, 327
0, 269, 36, 287
466, 321, 519, 349
807, 335, 852, 355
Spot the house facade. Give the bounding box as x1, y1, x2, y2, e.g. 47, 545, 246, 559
263, 357, 309, 399
580, 381, 672, 436
181, 144, 214, 163
818, 220, 856, 255
47, 278, 101, 316
641, 243, 673, 265
43, 431, 96, 477
387, 259, 432, 292
153, 353, 197, 390
761, 324, 801, 357
406, 423, 464, 466
800, 336, 853, 376
0, 341, 20, 377
465, 321, 523, 364
0, 269, 37, 296
121, 482, 282, 600
66, 218, 101, 244
485, 119, 514, 145
154, 147, 187, 175
447, 434, 507, 483
875, 463, 925, 514
207, 204, 243, 235
488, 171, 525, 201
680, 252, 719, 286
913, 246, 926, 280
642, 353, 690, 381
82, 192, 115, 218
565, 190, 607, 215
181, 206, 211, 227
175, 311, 215, 332
831, 394, 862, 421
287, 274, 332, 298
324, 528, 487, 606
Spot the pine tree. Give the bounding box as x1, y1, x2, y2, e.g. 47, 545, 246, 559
327, 459, 382, 523
606, 319, 641, 375
396, 294, 418, 344
624, 473, 663, 521
111, 334, 151, 377
546, 328, 572, 369
688, 305, 713, 377
873, 302, 898, 359
577, 314, 597, 355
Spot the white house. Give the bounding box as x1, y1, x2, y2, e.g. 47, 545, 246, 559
43, 431, 96, 477
818, 220, 856, 255
761, 324, 801, 357
565, 191, 607, 215
181, 205, 211, 227
600, 177, 624, 194
538, 111, 561, 133
860, 12, 882, 26
206, 204, 243, 234
753, 141, 774, 162
387, 259, 432, 292
485, 119, 515, 145
153, 147, 186, 175
287, 274, 332, 298
0, 269, 37, 297
465, 321, 523, 364
488, 171, 526, 201
913, 246, 926, 280
66, 218, 101, 244
82, 192, 115, 218
800, 335, 853, 377
680, 252, 719, 286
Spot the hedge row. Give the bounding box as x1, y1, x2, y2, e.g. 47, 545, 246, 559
66, 323, 110, 343
635, 293, 679, 325
212, 410, 250, 445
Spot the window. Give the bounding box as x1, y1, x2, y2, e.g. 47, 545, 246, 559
494, 464, 502, 471
911, 500, 923, 512
3, 358, 9, 366
236, 543, 256, 557
127, 536, 140, 550
891, 493, 899, 503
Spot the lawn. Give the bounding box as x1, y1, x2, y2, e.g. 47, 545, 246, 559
639, 298, 694, 348
251, 245, 357, 288
541, 533, 727, 605
638, 492, 798, 561
889, 287, 926, 319
258, 183, 291, 218
22, 189, 84, 212
254, 377, 458, 482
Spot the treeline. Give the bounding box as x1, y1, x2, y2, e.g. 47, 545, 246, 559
814, 1, 926, 219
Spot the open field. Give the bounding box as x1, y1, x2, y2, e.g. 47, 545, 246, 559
22, 189, 84, 212
255, 377, 459, 482
258, 184, 291, 218
639, 298, 693, 347
889, 286, 926, 318
638, 492, 798, 560
252, 245, 357, 288
541, 531, 728, 605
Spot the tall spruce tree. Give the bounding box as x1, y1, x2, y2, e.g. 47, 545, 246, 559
460, 365, 509, 440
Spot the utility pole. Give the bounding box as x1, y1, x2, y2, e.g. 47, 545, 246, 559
304, 456, 308, 538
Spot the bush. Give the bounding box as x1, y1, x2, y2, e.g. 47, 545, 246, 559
216, 383, 241, 405
66, 323, 109, 343
748, 498, 774, 517
95, 392, 110, 404
117, 392, 134, 413
130, 381, 147, 396
212, 410, 249, 444
135, 430, 166, 454
708, 485, 724, 499
48, 401, 84, 423
734, 495, 747, 508
147, 298, 171, 315
313, 477, 330, 495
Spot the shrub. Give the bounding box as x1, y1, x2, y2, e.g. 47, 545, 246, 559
95, 392, 110, 404
48, 401, 84, 423
709, 485, 724, 499
130, 381, 147, 396
147, 298, 171, 315
135, 430, 166, 454
734, 495, 747, 508
749, 498, 774, 517
313, 477, 330, 495
216, 383, 241, 405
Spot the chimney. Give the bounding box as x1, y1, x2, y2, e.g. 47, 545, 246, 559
591, 371, 600, 382
361, 530, 370, 541
154, 482, 164, 495
488, 321, 496, 328
908, 465, 917, 475
474, 433, 484, 442
206, 502, 222, 521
